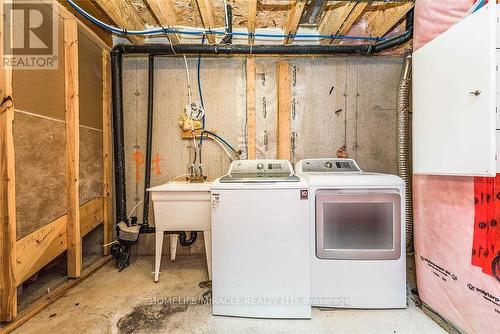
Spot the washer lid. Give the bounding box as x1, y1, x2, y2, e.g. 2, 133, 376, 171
220, 159, 299, 183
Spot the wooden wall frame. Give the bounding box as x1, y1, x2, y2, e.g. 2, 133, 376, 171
246, 58, 256, 159
0, 0, 112, 325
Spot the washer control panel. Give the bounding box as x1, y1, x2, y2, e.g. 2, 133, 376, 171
229, 159, 293, 175
220, 159, 299, 183
298, 159, 361, 173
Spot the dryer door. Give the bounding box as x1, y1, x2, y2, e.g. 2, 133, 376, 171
315, 189, 402, 260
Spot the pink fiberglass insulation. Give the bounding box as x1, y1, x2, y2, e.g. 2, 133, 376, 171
413, 0, 475, 51
413, 1, 500, 333
413, 176, 499, 334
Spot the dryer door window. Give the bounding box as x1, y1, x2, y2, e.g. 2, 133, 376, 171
315, 190, 401, 260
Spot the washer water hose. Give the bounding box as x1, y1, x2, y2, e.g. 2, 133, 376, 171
397, 55, 413, 251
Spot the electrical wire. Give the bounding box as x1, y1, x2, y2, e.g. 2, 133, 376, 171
195, 134, 234, 162
183, 55, 193, 105
198, 36, 206, 147
128, 199, 144, 220
66, 0, 382, 42
203, 129, 238, 156
168, 173, 191, 182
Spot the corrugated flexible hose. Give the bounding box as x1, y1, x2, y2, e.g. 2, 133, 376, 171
397, 55, 413, 251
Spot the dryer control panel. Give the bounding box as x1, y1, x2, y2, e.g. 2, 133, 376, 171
297, 159, 361, 173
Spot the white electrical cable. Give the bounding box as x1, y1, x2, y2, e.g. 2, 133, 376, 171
168, 173, 191, 182
183, 55, 192, 105
128, 199, 144, 220
126, 173, 190, 221
195, 134, 233, 162
103, 240, 119, 248
211, 135, 233, 162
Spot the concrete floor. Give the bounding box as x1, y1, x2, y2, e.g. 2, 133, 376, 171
14, 256, 447, 334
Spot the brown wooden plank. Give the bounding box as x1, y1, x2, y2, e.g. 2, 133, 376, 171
366, 2, 413, 38
48, 0, 110, 50
318, 1, 356, 45
277, 60, 291, 160
145, 0, 180, 44
196, 0, 216, 44
246, 58, 256, 159
283, 0, 306, 44
15, 198, 104, 286
64, 19, 81, 278
0, 102, 16, 322
102, 51, 113, 256
93, 0, 144, 44
181, 129, 216, 139
332, 2, 369, 45
247, 0, 257, 44
1, 255, 112, 334
0, 0, 12, 100
56, 0, 112, 47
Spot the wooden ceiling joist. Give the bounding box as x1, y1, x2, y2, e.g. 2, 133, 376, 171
318, 1, 356, 45
283, 0, 307, 44
366, 2, 413, 38
145, 0, 180, 44
93, 0, 144, 44
331, 2, 369, 45
196, 0, 217, 44
248, 0, 257, 44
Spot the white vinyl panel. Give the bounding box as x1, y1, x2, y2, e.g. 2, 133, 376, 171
413, 5, 496, 176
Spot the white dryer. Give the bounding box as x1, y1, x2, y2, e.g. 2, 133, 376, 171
296, 158, 406, 309
211, 160, 311, 319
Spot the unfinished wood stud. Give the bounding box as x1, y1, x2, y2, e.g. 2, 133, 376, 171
246, 58, 256, 159
0, 101, 17, 322
277, 60, 291, 160
102, 51, 113, 256
64, 19, 81, 278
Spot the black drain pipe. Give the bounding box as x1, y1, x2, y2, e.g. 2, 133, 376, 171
110, 18, 413, 234
111, 49, 127, 225
142, 55, 155, 229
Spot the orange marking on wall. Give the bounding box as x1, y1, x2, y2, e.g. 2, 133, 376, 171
153, 153, 161, 175
133, 150, 144, 181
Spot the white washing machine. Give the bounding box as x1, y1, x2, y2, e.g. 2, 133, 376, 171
211, 160, 311, 319
295, 158, 406, 309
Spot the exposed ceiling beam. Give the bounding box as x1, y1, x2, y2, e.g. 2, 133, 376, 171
331, 2, 369, 45
283, 0, 307, 44
366, 2, 413, 38
248, 0, 257, 44
196, 0, 216, 44
56, 0, 112, 46
93, 0, 144, 44
145, 0, 180, 44
318, 1, 356, 45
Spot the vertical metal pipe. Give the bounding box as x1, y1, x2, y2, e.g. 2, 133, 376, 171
111, 49, 127, 224
397, 55, 413, 250
142, 56, 155, 227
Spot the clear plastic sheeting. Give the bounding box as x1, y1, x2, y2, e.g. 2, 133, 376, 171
289, 58, 348, 164
254, 60, 278, 159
